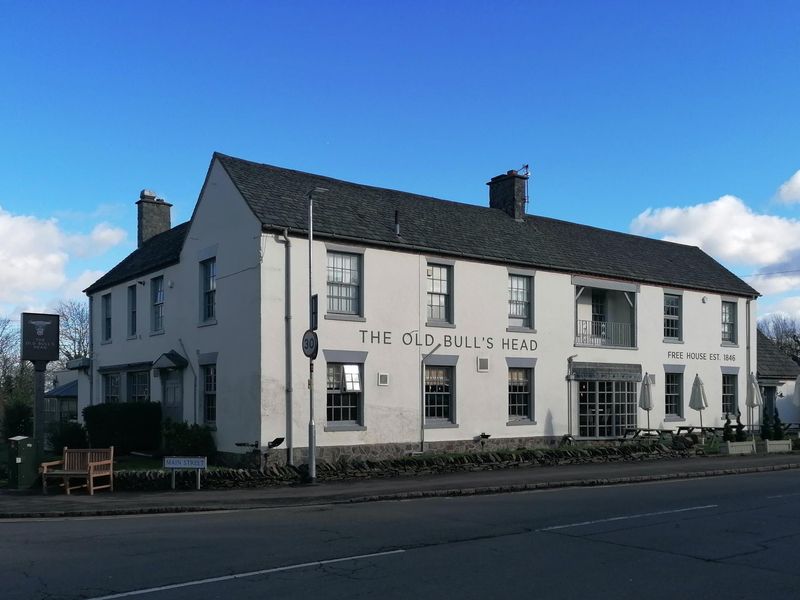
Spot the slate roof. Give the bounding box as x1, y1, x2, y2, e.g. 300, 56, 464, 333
85, 222, 190, 294
217, 153, 758, 297
757, 330, 800, 380
45, 379, 78, 398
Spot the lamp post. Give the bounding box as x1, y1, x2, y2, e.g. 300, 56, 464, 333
307, 187, 327, 483
420, 342, 442, 453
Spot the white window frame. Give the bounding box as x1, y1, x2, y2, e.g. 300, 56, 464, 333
203, 364, 217, 425
664, 371, 683, 418
101, 293, 112, 342
127, 285, 137, 338
426, 262, 453, 325
326, 362, 364, 427
103, 373, 120, 403
127, 370, 150, 403
663, 293, 682, 341
327, 251, 362, 316
151, 276, 164, 333
721, 300, 737, 344
722, 373, 738, 416
200, 258, 216, 323
508, 273, 532, 329
508, 367, 533, 422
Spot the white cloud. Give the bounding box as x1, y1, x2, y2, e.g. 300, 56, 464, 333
0, 206, 125, 309
762, 297, 800, 319
777, 169, 800, 203
631, 195, 800, 267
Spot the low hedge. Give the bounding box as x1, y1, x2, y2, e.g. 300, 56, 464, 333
114, 443, 687, 491
83, 402, 161, 454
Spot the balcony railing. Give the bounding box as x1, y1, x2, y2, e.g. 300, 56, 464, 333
575, 319, 633, 348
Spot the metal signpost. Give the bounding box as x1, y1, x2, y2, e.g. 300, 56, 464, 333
163, 456, 208, 490
20, 312, 60, 457
305, 187, 326, 483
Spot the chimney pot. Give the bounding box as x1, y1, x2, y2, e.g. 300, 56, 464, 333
136, 190, 173, 247
487, 169, 528, 221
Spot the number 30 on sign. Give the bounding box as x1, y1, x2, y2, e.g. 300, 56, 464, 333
302, 329, 319, 359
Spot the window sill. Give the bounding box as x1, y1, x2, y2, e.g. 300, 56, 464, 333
205, 424, 217, 432
506, 326, 536, 334
426, 321, 455, 329
100, 339, 112, 345
324, 424, 366, 432
198, 319, 217, 328
664, 416, 686, 422
424, 421, 458, 429
663, 338, 683, 344
127, 335, 138, 341
150, 330, 165, 337
507, 419, 537, 426
721, 342, 739, 348
324, 314, 366, 323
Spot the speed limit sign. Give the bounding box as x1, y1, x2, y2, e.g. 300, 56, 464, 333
302, 329, 319, 359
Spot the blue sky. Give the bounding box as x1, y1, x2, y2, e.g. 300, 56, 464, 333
1, 1, 799, 317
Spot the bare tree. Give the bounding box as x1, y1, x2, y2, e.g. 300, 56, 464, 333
54, 299, 90, 368
758, 313, 800, 359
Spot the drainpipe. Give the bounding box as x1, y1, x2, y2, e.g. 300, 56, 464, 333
179, 338, 198, 424
88, 295, 94, 407
746, 298, 753, 433
566, 354, 577, 436
279, 229, 294, 465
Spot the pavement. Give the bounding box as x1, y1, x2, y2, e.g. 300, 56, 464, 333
2, 452, 799, 519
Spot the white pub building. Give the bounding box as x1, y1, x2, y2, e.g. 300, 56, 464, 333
83, 153, 760, 462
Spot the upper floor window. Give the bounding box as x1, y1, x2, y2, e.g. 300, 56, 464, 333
427, 264, 452, 324
327, 252, 361, 315
326, 363, 362, 424
663, 294, 681, 340
721, 301, 737, 344
151, 276, 164, 332
591, 290, 607, 324
127, 285, 137, 337
664, 372, 683, 418
201, 258, 216, 322
508, 275, 532, 328
101, 293, 112, 342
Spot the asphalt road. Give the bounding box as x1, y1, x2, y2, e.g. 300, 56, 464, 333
4, 470, 800, 600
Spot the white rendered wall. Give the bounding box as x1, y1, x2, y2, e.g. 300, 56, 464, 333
261, 233, 758, 452
89, 160, 263, 453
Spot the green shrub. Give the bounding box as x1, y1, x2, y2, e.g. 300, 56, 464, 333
83, 402, 162, 453
1, 397, 33, 439
772, 409, 785, 441
47, 421, 88, 450
735, 411, 747, 442
163, 421, 216, 457
761, 408, 773, 441
722, 414, 734, 442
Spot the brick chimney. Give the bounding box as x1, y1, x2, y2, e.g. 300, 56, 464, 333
136, 190, 172, 248
488, 170, 528, 221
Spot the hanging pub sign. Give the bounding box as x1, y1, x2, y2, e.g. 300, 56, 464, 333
20, 312, 60, 362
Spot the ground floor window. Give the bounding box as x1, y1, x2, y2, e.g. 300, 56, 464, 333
103, 373, 121, 403
508, 367, 532, 420
425, 365, 453, 422
578, 380, 637, 437
127, 371, 150, 403
664, 372, 683, 418
326, 363, 362, 424
722, 374, 737, 416
203, 365, 217, 425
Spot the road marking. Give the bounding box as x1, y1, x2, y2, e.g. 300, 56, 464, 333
537, 504, 718, 532
767, 492, 800, 499
84, 549, 405, 599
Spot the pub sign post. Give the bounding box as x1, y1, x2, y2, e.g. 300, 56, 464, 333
20, 312, 60, 456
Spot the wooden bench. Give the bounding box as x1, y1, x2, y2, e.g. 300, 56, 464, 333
40, 447, 114, 495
